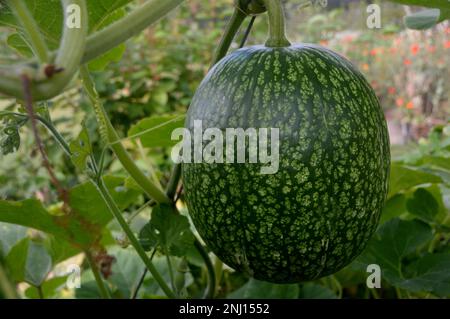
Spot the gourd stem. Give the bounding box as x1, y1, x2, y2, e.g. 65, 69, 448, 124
261, 0, 291, 47
211, 8, 247, 66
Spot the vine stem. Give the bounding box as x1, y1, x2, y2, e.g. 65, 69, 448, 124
80, 66, 170, 204
93, 177, 176, 299
85, 250, 111, 299
211, 7, 247, 66
7, 0, 49, 63
0, 0, 88, 100
0, 0, 184, 101
261, 0, 291, 47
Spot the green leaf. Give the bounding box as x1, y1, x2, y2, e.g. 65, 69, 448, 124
25, 275, 68, 299
70, 125, 93, 172
0, 112, 28, 156
406, 188, 439, 223
103, 176, 143, 211
5, 238, 29, 282
108, 248, 145, 298
128, 114, 186, 148
227, 278, 299, 299
0, 222, 27, 257
139, 204, 194, 256
6, 33, 33, 57
404, 9, 441, 30
24, 241, 52, 287
0, 176, 138, 249
388, 164, 442, 198
357, 218, 433, 285
0, 199, 68, 240
397, 253, 450, 297
44, 235, 81, 264
380, 194, 407, 224
75, 281, 102, 299
298, 283, 338, 299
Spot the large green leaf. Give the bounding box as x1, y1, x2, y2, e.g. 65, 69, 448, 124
357, 218, 433, 285
5, 238, 29, 282
380, 194, 407, 224
24, 241, 52, 286
404, 9, 448, 30
406, 188, 439, 223
0, 176, 140, 249
108, 248, 145, 298
388, 164, 442, 198
227, 278, 299, 299
25, 275, 68, 299
128, 114, 186, 148
0, 222, 27, 257
298, 283, 338, 299
139, 204, 194, 257
397, 253, 450, 297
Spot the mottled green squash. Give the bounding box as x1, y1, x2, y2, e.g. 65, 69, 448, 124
182, 44, 390, 283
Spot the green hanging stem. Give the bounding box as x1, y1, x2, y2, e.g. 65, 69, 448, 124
261, 0, 291, 47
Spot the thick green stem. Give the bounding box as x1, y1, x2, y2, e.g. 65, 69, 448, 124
94, 178, 176, 298
0, 0, 88, 100
0, 0, 184, 101
80, 67, 170, 204
83, 0, 185, 63
211, 8, 247, 66
7, 0, 49, 63
261, 0, 291, 47
85, 250, 111, 299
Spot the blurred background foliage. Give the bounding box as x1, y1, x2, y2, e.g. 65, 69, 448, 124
0, 0, 449, 299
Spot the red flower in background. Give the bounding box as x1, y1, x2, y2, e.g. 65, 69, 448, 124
370, 48, 378, 56
403, 59, 412, 66
396, 98, 404, 107
406, 101, 414, 109
445, 40, 450, 49
427, 45, 436, 53
410, 44, 420, 55
388, 87, 396, 95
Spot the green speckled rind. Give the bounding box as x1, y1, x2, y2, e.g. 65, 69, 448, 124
182, 44, 390, 283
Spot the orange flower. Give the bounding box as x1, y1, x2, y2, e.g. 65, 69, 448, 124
445, 40, 450, 49
362, 63, 369, 71
403, 59, 412, 66
320, 40, 329, 46
388, 87, 396, 95
396, 98, 404, 107
343, 35, 355, 43
406, 101, 414, 109
410, 44, 420, 55
370, 48, 378, 56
